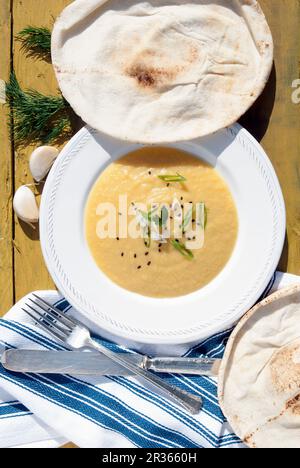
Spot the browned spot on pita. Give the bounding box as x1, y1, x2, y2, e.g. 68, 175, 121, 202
243, 432, 257, 448
291, 404, 300, 415
243, 395, 300, 446
125, 40, 199, 90
270, 341, 300, 393
243, 434, 252, 444
126, 64, 178, 89
285, 393, 300, 413
128, 66, 156, 87
257, 40, 270, 55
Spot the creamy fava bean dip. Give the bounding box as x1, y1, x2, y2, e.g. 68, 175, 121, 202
85, 147, 238, 298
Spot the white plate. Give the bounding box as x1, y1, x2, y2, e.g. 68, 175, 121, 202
40, 124, 285, 347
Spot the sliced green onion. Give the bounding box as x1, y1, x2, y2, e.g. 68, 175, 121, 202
161, 206, 169, 226
158, 173, 186, 183
143, 227, 151, 248
151, 206, 169, 228
144, 235, 151, 248
182, 208, 193, 231
139, 210, 149, 222
148, 206, 159, 221
196, 202, 208, 229
204, 204, 208, 229
138, 207, 159, 225
170, 239, 194, 260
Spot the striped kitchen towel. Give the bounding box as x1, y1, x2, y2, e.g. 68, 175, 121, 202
0, 271, 298, 448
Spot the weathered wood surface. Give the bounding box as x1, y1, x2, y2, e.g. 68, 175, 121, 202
242, 0, 300, 273
1, 0, 75, 448
0, 0, 299, 448
12, 0, 73, 301
0, 0, 13, 313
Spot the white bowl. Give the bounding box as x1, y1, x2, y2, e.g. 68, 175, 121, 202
40, 124, 285, 348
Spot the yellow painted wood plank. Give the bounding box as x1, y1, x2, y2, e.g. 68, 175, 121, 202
12, 0, 75, 448
242, 0, 300, 274
12, 0, 72, 301
0, 0, 13, 313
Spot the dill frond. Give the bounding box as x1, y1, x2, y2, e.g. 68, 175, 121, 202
17, 26, 51, 60
6, 72, 71, 146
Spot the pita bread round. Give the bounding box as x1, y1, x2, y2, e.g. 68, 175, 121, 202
52, 0, 273, 143
219, 284, 300, 449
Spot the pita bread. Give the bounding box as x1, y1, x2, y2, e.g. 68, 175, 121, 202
219, 284, 300, 449
52, 0, 273, 143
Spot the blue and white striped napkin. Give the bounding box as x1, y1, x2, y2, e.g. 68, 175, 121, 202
0, 272, 298, 448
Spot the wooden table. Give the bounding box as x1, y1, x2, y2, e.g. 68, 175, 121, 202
0, 0, 299, 448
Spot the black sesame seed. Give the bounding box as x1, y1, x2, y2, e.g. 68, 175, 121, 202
148, 171, 152, 175
145, 252, 149, 256
134, 254, 137, 258
147, 261, 151, 266
116, 237, 120, 241
158, 249, 162, 253
137, 265, 142, 269
192, 219, 195, 223
180, 197, 183, 201
181, 205, 184, 209
121, 252, 124, 256
167, 183, 170, 187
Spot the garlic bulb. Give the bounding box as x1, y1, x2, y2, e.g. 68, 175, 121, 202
29, 146, 59, 182
13, 186, 39, 227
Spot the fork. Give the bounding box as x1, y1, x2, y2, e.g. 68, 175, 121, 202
22, 294, 202, 415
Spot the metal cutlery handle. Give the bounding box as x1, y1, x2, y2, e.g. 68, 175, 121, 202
86, 339, 202, 415
1, 349, 221, 377
23, 295, 201, 415
147, 357, 221, 376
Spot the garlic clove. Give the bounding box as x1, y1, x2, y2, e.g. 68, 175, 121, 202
29, 146, 59, 182
13, 185, 39, 227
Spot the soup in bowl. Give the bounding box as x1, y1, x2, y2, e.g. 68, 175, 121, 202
85, 146, 238, 298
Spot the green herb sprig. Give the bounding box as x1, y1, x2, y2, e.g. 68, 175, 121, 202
198, 202, 208, 229
144, 228, 151, 248
170, 239, 194, 260
182, 208, 193, 231
152, 206, 169, 228
158, 173, 186, 183
204, 204, 208, 228
17, 26, 51, 59
6, 72, 71, 146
